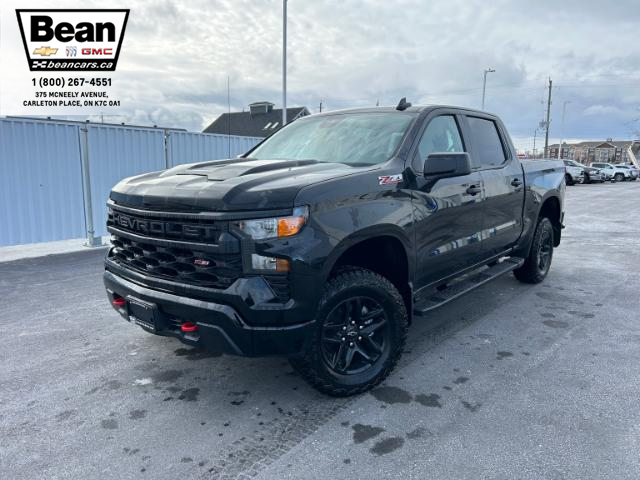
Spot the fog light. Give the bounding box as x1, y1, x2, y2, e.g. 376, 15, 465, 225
251, 254, 290, 272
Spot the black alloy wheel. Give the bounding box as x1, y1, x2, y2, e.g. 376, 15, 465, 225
514, 216, 554, 284
289, 267, 408, 396
536, 224, 553, 276
320, 296, 389, 375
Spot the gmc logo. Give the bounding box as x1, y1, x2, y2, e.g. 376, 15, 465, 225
112, 213, 217, 241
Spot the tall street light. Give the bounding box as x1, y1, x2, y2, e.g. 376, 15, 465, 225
557, 100, 571, 160
481, 68, 495, 110
533, 126, 540, 158
282, 0, 288, 126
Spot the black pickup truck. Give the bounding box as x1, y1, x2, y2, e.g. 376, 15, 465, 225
104, 102, 565, 396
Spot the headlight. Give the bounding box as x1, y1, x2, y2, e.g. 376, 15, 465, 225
235, 206, 309, 240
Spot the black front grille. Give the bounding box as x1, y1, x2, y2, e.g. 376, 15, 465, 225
110, 234, 243, 290
107, 205, 243, 290
107, 204, 291, 301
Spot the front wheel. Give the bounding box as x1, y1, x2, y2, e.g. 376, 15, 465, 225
565, 174, 574, 186
614, 173, 625, 182
514, 217, 554, 284
289, 267, 408, 396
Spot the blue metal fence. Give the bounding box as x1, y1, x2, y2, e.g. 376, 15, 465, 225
0, 117, 261, 247
0, 118, 86, 245
86, 125, 167, 238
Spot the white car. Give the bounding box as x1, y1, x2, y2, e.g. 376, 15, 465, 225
614, 164, 638, 181
563, 161, 585, 185
590, 162, 631, 182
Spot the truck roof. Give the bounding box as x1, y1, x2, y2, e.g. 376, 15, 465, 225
311, 105, 494, 117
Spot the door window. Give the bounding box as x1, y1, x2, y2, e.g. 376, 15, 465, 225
412, 115, 464, 172
466, 116, 507, 169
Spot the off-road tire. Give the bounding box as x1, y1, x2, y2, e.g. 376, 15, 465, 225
289, 267, 408, 396
514, 217, 554, 284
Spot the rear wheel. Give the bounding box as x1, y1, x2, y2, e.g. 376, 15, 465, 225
614, 173, 625, 182
289, 267, 408, 396
565, 174, 574, 186
514, 217, 554, 284
583, 173, 591, 184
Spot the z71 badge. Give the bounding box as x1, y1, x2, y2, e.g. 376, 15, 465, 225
378, 174, 403, 185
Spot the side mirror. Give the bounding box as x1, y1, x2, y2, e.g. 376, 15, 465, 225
423, 152, 471, 179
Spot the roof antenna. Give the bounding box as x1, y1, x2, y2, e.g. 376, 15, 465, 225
396, 97, 411, 111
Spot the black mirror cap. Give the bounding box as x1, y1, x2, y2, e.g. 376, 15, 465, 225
423, 152, 472, 178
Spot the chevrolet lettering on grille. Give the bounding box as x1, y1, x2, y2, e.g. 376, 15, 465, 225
111, 212, 218, 241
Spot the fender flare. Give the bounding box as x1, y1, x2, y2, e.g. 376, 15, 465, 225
320, 224, 413, 283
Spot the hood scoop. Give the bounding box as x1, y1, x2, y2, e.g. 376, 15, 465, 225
178, 159, 319, 181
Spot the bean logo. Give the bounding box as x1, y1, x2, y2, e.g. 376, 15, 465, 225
15, 9, 129, 71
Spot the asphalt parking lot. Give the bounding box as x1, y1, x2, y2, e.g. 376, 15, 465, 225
1, 181, 639, 480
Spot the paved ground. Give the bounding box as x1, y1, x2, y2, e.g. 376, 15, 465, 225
1, 181, 639, 480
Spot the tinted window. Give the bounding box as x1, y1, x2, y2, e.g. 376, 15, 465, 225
466, 116, 507, 168
412, 115, 464, 172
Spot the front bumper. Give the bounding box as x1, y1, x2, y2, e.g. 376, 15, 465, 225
104, 270, 314, 356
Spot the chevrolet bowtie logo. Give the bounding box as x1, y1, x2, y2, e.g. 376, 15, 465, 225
33, 46, 58, 56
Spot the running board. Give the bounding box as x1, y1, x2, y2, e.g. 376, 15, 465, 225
414, 257, 525, 314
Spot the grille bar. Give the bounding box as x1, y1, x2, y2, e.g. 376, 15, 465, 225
108, 225, 238, 254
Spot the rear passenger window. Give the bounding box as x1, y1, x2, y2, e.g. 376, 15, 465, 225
466, 116, 507, 169
412, 115, 464, 172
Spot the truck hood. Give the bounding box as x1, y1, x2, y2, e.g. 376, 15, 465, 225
110, 158, 362, 212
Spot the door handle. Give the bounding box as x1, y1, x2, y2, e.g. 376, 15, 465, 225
511, 178, 523, 187
465, 185, 482, 195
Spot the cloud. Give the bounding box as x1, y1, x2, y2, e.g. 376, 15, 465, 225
47, 0, 639, 146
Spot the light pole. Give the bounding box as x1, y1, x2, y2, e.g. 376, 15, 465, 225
282, 0, 288, 126
481, 68, 495, 110
557, 100, 571, 160
533, 127, 540, 158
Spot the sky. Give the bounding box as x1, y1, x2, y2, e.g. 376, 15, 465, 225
7, 0, 640, 150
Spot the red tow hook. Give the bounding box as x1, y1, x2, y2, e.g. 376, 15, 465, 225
181, 322, 198, 333
112, 297, 126, 307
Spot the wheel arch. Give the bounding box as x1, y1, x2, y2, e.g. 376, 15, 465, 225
538, 194, 562, 246
323, 228, 413, 322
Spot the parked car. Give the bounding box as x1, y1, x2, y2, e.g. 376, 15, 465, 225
614, 164, 638, 181
104, 103, 565, 396
582, 166, 605, 183
564, 160, 604, 183
590, 162, 631, 182
563, 160, 585, 185
627, 164, 640, 177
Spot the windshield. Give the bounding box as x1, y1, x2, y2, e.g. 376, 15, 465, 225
248, 112, 415, 166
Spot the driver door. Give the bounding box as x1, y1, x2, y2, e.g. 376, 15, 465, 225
409, 113, 485, 289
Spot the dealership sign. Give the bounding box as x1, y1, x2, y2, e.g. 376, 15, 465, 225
15, 9, 129, 71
